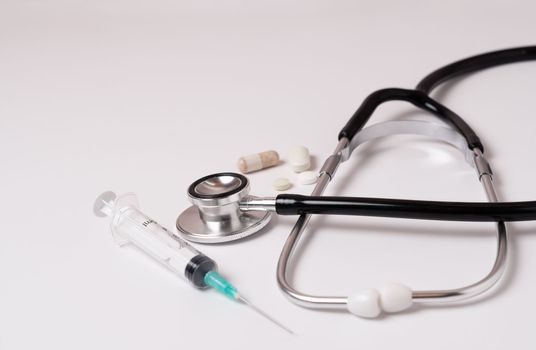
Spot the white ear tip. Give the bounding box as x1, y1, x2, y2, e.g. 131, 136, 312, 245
347, 289, 381, 318
379, 283, 413, 313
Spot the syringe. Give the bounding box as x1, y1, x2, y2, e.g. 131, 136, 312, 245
93, 191, 292, 334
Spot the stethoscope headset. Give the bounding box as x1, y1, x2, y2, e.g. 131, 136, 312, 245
175, 46, 536, 317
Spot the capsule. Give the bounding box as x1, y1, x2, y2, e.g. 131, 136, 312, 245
237, 150, 279, 173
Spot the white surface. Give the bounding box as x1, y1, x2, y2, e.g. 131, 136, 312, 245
2, 1, 536, 349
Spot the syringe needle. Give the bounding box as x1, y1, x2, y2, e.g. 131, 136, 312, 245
237, 295, 294, 335
203, 272, 293, 334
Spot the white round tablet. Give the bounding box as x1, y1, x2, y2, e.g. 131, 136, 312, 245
297, 171, 318, 185
288, 146, 310, 173
273, 178, 292, 191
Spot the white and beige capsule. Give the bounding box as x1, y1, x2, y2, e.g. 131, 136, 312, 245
237, 150, 280, 174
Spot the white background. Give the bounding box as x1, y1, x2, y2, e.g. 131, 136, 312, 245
2, 1, 536, 349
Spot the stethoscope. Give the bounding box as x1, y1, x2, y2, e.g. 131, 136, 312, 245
176, 46, 536, 318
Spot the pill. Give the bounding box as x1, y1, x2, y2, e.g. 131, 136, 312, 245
237, 150, 279, 174
288, 146, 310, 173
273, 178, 292, 191
297, 171, 318, 185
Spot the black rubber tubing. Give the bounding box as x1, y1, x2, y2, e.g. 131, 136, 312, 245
417, 46, 536, 94
313, 46, 536, 223
338, 46, 536, 153
275, 194, 536, 222
338, 88, 483, 151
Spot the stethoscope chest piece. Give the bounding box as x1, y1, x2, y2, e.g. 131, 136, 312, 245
176, 172, 272, 243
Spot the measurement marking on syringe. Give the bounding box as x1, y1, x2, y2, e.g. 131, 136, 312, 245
142, 219, 156, 227
140, 218, 187, 248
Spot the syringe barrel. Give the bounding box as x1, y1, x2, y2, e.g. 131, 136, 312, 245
97, 193, 216, 288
